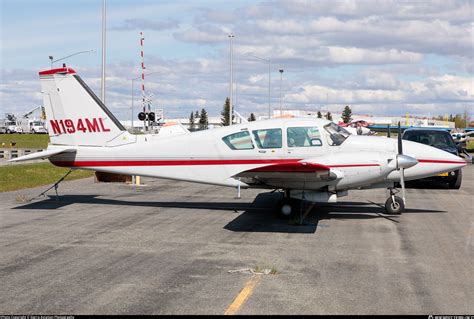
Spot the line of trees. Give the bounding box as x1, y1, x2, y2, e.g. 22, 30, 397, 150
316, 110, 333, 121
432, 113, 470, 128
189, 109, 208, 131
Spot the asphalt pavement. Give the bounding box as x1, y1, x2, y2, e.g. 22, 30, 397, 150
0, 165, 472, 314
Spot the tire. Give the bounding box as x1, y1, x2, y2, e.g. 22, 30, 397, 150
385, 196, 404, 214
448, 170, 462, 189
277, 197, 294, 219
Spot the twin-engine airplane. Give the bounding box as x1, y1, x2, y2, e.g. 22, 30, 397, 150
11, 66, 467, 217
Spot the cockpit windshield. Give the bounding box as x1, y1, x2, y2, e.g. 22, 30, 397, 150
323, 122, 350, 146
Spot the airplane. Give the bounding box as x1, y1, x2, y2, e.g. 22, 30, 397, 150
10, 65, 467, 219
338, 119, 374, 135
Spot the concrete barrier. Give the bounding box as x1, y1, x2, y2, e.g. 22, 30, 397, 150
0, 148, 46, 160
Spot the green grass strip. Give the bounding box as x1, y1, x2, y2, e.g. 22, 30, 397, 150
0, 134, 50, 149
0, 162, 94, 192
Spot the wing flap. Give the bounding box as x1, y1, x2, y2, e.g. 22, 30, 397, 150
235, 161, 335, 180
236, 161, 330, 176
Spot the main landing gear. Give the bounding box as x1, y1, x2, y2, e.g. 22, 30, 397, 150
385, 187, 404, 214
277, 197, 295, 219
276, 190, 307, 224
277, 190, 294, 219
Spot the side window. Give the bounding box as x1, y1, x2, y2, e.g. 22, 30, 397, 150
287, 127, 323, 147
252, 128, 282, 149
222, 131, 254, 150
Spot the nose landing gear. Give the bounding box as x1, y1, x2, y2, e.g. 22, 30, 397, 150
385, 187, 404, 214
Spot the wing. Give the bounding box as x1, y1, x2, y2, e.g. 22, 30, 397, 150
234, 161, 340, 189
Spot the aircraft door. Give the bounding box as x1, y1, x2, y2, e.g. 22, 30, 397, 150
250, 128, 286, 159
285, 126, 326, 159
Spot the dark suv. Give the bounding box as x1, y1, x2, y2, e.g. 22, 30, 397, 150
402, 128, 463, 189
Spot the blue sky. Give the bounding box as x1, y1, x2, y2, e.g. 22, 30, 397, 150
1, 0, 473, 120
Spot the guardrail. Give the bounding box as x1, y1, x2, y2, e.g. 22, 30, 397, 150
0, 148, 45, 160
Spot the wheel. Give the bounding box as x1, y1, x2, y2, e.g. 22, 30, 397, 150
448, 169, 462, 189
385, 196, 404, 214
277, 197, 294, 219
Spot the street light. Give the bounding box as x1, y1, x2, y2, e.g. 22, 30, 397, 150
279, 68, 284, 115
130, 71, 162, 131
228, 33, 235, 125
248, 54, 271, 119
49, 50, 95, 69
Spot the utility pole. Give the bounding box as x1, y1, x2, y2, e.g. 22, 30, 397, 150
101, 0, 106, 104
279, 69, 284, 115
228, 33, 234, 125
140, 32, 147, 132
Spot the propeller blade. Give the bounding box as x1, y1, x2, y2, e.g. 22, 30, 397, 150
400, 167, 406, 205
397, 121, 403, 155
387, 124, 391, 138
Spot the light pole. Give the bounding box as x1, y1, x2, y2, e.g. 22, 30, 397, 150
248, 54, 271, 119
228, 33, 235, 125
279, 68, 284, 115
49, 50, 94, 69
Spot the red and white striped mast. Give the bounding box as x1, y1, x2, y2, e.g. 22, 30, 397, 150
140, 31, 147, 131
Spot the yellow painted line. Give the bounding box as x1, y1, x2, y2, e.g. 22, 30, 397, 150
224, 275, 261, 315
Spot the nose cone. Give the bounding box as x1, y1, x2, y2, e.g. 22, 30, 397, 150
402, 140, 467, 180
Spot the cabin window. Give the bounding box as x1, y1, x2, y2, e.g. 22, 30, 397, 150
222, 131, 254, 150
287, 127, 323, 147
252, 128, 282, 149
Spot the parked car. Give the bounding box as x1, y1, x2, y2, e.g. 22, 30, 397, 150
402, 128, 463, 189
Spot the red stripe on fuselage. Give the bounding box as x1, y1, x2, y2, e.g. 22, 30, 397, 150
50, 159, 381, 168
330, 164, 380, 168
418, 159, 466, 164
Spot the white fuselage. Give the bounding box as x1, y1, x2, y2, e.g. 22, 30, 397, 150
47, 118, 466, 191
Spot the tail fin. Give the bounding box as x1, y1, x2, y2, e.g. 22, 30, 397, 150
39, 66, 128, 146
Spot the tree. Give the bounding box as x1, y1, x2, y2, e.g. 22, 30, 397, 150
248, 113, 256, 122
317, 111, 322, 118
189, 111, 195, 131
341, 105, 352, 124
194, 110, 199, 120
221, 97, 234, 126
198, 108, 208, 130
454, 114, 464, 128
325, 112, 332, 121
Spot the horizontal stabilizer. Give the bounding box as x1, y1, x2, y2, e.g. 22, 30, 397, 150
8, 148, 76, 163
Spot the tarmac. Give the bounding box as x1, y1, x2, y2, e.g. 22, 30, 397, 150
0, 164, 472, 315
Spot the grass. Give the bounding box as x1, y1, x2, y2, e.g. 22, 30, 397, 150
0, 134, 49, 149
467, 140, 474, 151
0, 162, 94, 192
254, 265, 278, 275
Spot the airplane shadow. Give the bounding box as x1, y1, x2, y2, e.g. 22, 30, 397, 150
14, 192, 446, 234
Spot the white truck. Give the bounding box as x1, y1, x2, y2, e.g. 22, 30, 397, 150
5, 120, 23, 134
20, 119, 47, 134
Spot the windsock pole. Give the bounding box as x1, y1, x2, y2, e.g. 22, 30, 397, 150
140, 32, 146, 132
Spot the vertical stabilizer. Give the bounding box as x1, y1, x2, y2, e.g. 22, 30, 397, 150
39, 66, 128, 146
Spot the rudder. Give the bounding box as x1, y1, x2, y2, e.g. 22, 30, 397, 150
39, 66, 127, 146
